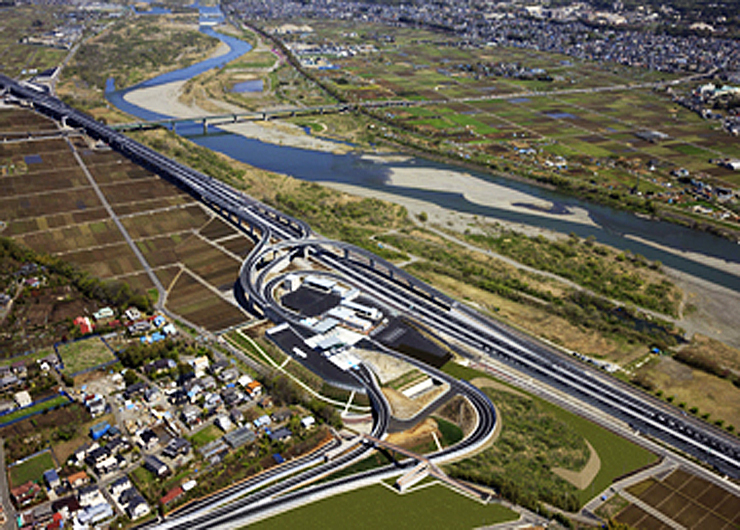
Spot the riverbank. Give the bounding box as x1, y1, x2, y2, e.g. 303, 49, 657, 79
124, 78, 354, 154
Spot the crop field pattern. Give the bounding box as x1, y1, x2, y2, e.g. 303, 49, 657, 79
286, 18, 740, 229
1, 108, 252, 333
618, 468, 740, 529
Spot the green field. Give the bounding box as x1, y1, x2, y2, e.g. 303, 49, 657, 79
443, 362, 657, 508
57, 337, 117, 374
0, 395, 70, 427
190, 424, 222, 448
0, 348, 56, 368
249, 483, 517, 530
8, 450, 55, 487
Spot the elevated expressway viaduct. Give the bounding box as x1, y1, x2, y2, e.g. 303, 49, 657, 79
3, 74, 740, 495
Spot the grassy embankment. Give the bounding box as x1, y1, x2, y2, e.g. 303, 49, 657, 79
443, 363, 657, 511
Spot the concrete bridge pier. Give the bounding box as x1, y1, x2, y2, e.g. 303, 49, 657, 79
202, 118, 208, 135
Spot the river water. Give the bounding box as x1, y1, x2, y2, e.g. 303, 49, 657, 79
106, 9, 740, 293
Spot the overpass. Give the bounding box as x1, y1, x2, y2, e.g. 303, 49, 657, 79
110, 99, 418, 133
362, 434, 486, 499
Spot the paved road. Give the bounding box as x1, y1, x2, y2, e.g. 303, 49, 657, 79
0, 439, 17, 530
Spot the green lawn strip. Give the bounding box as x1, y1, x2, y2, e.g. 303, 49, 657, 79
0, 347, 56, 367
189, 424, 221, 448
248, 483, 517, 530
9, 451, 55, 486
442, 362, 656, 508
0, 395, 70, 425
434, 417, 464, 446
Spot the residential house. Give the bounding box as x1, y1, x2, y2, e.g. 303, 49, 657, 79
0, 375, 19, 391
189, 357, 209, 378
14, 390, 32, 408
221, 387, 245, 407
10, 481, 42, 508
138, 429, 159, 450
268, 427, 292, 443
271, 410, 292, 423
73, 316, 93, 335
106, 436, 131, 455
162, 437, 191, 459
301, 416, 315, 429
124, 382, 148, 399
198, 375, 217, 391
144, 387, 160, 403
219, 368, 240, 383
237, 374, 254, 388
110, 477, 131, 498
144, 358, 176, 376
169, 389, 189, 406
128, 320, 151, 335
76, 502, 113, 525
229, 408, 244, 425
210, 359, 229, 375
51, 496, 81, 520
77, 485, 103, 507
160, 486, 184, 507
215, 415, 233, 432
245, 381, 263, 400
143, 455, 169, 477
92, 307, 114, 321
126, 496, 150, 519
184, 380, 203, 403
11, 361, 27, 377
181, 404, 201, 427
85, 396, 106, 417
66, 471, 89, 489
43, 469, 61, 490
124, 307, 142, 321
203, 392, 223, 413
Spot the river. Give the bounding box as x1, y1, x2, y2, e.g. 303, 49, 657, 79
106, 8, 740, 294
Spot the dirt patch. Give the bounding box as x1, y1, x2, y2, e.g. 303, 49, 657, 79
382, 387, 422, 419
434, 395, 477, 437
654, 357, 693, 382
385, 417, 439, 449
353, 348, 416, 384
552, 440, 601, 490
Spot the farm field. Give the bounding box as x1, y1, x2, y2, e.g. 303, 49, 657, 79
1, 107, 253, 332
8, 451, 55, 488
268, 19, 740, 233
57, 336, 117, 374
617, 468, 740, 530
249, 483, 518, 530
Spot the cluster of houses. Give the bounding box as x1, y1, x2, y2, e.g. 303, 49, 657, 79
72, 307, 177, 342
173, 357, 263, 429
12, 469, 125, 528
674, 83, 740, 137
